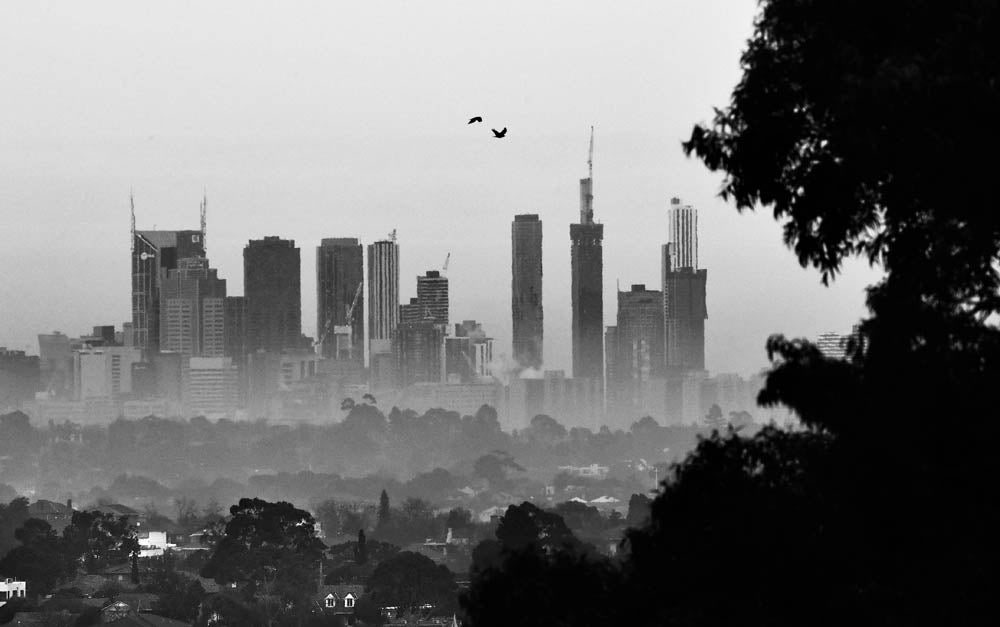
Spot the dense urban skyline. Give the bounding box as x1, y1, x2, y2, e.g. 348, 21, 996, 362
0, 1, 879, 378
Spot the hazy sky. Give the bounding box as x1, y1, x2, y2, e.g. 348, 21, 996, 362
0, 0, 880, 377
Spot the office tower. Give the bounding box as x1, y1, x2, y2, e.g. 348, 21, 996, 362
662, 197, 708, 373
131, 197, 206, 353
607, 284, 665, 421
244, 237, 302, 353
570, 128, 604, 380
416, 270, 449, 328
368, 238, 400, 359
185, 357, 239, 417
159, 257, 227, 357
392, 320, 445, 387
512, 214, 543, 369
223, 297, 247, 360
317, 238, 364, 360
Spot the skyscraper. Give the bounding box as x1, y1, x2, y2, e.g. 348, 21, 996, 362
159, 257, 227, 357
512, 214, 543, 369
244, 237, 302, 353
416, 270, 449, 328
368, 238, 400, 359
570, 128, 604, 380
607, 284, 665, 419
316, 238, 364, 360
132, 227, 205, 353
662, 197, 708, 373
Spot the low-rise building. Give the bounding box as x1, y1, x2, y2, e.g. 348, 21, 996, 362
0, 578, 27, 606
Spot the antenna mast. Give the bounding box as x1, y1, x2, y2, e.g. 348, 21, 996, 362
200, 190, 207, 255
130, 189, 136, 254
588, 125, 594, 181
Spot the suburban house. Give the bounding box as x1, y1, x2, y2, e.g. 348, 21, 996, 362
316, 584, 363, 622
27, 499, 75, 533
91, 503, 147, 528
0, 578, 26, 607
138, 530, 175, 558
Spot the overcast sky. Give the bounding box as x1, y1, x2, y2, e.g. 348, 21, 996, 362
0, 0, 880, 377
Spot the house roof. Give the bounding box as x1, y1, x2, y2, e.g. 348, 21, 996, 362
28, 499, 73, 516
93, 503, 142, 517
316, 584, 364, 603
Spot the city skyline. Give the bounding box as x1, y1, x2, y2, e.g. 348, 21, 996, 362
0, 1, 879, 378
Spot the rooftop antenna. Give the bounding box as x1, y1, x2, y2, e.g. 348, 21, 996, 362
388, 228, 397, 242
130, 189, 135, 254
588, 125, 594, 181
200, 189, 207, 255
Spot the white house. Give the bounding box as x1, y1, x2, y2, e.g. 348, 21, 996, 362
0, 578, 26, 606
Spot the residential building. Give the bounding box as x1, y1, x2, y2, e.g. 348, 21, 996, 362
0, 579, 26, 606
512, 214, 544, 369
392, 320, 446, 387
416, 270, 449, 328
606, 285, 665, 422
368, 238, 400, 363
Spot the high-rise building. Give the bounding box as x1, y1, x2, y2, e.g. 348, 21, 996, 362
416, 270, 449, 328
392, 320, 445, 387
316, 238, 364, 360
607, 284, 665, 421
132, 228, 206, 353
400, 297, 423, 324
368, 239, 400, 360
662, 244, 707, 372
667, 197, 698, 270
570, 128, 604, 381
159, 257, 227, 358
244, 237, 302, 353
512, 214, 543, 369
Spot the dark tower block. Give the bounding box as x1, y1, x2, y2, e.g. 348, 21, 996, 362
244, 237, 302, 353
512, 214, 543, 369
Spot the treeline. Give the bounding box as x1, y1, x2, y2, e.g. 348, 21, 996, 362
1, 405, 727, 510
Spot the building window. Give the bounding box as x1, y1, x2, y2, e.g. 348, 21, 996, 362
325, 597, 335, 608
345, 596, 355, 608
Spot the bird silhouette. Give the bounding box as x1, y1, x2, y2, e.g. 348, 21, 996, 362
492, 127, 507, 138
468, 116, 483, 124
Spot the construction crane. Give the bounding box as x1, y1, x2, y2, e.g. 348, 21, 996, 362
442, 252, 451, 274
316, 281, 364, 358
388, 228, 397, 242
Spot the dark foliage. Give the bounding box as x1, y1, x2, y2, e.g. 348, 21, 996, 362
366, 551, 457, 616
200, 498, 326, 610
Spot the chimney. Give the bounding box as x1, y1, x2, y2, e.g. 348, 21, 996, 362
67, 498, 73, 510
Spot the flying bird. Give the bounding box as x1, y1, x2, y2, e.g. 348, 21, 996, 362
492, 127, 507, 138
468, 116, 483, 124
